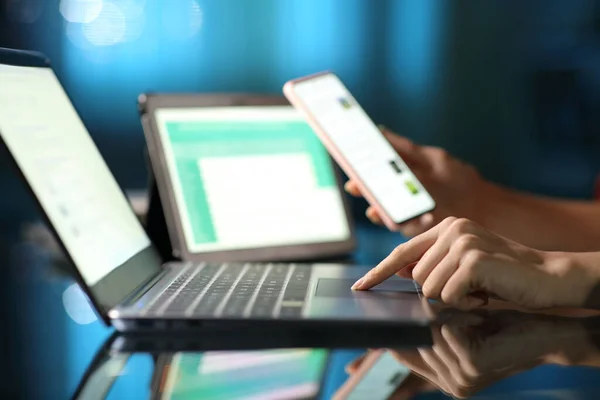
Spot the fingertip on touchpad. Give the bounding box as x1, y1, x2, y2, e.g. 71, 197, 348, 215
315, 278, 420, 298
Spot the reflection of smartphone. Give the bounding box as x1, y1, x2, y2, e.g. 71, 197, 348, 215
333, 350, 411, 400
153, 349, 329, 400
284, 72, 436, 229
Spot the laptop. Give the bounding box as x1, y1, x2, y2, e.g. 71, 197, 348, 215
139, 94, 357, 263
0, 47, 428, 332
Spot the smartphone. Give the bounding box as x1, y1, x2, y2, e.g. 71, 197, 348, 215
333, 350, 411, 400
284, 72, 435, 229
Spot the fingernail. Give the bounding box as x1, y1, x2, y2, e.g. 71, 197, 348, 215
351, 278, 365, 290
377, 124, 388, 132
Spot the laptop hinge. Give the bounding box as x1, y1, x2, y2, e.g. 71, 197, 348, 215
118, 269, 169, 307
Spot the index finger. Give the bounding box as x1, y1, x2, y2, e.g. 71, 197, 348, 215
352, 226, 439, 290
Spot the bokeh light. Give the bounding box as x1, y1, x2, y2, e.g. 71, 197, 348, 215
119, 0, 146, 43
62, 283, 97, 325
59, 0, 103, 24
5, 0, 45, 23
65, 21, 92, 50
118, 0, 146, 18
81, 2, 126, 47
64, 0, 147, 50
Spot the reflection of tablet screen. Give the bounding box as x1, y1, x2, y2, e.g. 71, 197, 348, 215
153, 106, 352, 253
157, 349, 329, 400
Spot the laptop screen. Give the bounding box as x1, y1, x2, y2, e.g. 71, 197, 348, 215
0, 63, 152, 287
153, 106, 352, 253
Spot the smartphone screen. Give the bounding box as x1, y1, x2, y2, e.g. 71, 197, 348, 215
285, 73, 435, 224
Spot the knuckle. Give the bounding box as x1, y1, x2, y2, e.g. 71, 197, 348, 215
433, 146, 450, 159
440, 288, 456, 304
454, 373, 474, 389
391, 242, 405, 256
421, 284, 435, 299
425, 146, 449, 161
411, 265, 426, 284
460, 254, 484, 279
450, 218, 473, 234
453, 234, 480, 253
464, 249, 487, 265
440, 216, 457, 229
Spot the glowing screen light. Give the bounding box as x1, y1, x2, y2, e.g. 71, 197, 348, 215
59, 0, 104, 24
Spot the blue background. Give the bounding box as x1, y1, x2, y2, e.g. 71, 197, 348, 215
1, 0, 599, 224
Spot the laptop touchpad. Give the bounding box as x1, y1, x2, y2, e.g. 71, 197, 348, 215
315, 278, 420, 298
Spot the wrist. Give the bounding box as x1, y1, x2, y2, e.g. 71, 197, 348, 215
542, 252, 600, 309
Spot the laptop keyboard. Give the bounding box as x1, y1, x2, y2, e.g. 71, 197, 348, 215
144, 263, 311, 318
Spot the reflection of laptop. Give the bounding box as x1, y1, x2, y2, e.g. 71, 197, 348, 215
0, 48, 427, 332
73, 327, 432, 400
139, 94, 356, 263
72, 337, 330, 400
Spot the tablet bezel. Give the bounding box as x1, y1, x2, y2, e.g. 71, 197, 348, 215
139, 94, 356, 263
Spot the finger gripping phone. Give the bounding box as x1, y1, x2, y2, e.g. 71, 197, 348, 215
284, 72, 435, 229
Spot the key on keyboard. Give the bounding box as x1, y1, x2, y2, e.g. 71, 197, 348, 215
191, 264, 244, 316
221, 264, 264, 317
147, 264, 219, 314
249, 264, 289, 318
163, 264, 221, 313
146, 267, 195, 314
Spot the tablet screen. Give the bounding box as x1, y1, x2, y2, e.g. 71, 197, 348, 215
159, 349, 328, 400
154, 106, 351, 253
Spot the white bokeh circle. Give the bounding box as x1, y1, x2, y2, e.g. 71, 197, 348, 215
82, 2, 126, 47
60, 0, 104, 24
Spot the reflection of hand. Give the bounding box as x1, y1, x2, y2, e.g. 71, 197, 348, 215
353, 217, 589, 310
390, 312, 594, 399
345, 127, 488, 236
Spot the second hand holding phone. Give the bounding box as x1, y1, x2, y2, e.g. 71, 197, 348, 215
284, 72, 435, 230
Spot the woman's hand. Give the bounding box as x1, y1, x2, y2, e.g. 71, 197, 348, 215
345, 128, 490, 237
352, 217, 596, 310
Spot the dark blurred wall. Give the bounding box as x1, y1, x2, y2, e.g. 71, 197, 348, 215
436, 1, 600, 197
1, 0, 599, 223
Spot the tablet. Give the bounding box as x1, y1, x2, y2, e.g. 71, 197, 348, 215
153, 349, 329, 400
139, 94, 355, 262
